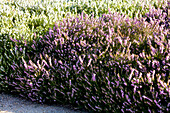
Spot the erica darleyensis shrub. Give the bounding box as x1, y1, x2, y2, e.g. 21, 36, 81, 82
144, 5, 169, 30
0, 34, 27, 92
5, 10, 170, 112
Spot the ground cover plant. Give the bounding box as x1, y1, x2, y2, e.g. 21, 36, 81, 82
0, 0, 169, 113
0, 0, 167, 41
1, 9, 170, 113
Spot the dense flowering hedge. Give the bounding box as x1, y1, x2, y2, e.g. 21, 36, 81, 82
0, 0, 169, 112
1, 6, 169, 112
0, 0, 167, 41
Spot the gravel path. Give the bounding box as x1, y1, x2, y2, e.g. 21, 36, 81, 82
0, 92, 88, 113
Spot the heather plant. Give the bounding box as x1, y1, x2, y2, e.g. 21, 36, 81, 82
143, 5, 169, 30
0, 0, 167, 41
0, 34, 22, 92
0, 0, 169, 112
0, 33, 31, 92
3, 11, 169, 112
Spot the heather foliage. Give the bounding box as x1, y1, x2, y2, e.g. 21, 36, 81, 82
1, 10, 169, 112
0, 0, 169, 112
0, 34, 28, 92
144, 5, 169, 30
0, 0, 167, 41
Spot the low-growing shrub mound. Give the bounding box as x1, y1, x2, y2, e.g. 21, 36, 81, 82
144, 5, 169, 30
1, 9, 169, 112
0, 0, 167, 41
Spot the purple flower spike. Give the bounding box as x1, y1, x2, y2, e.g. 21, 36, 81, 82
92, 73, 96, 81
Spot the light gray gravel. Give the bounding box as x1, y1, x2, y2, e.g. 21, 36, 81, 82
0, 92, 88, 113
